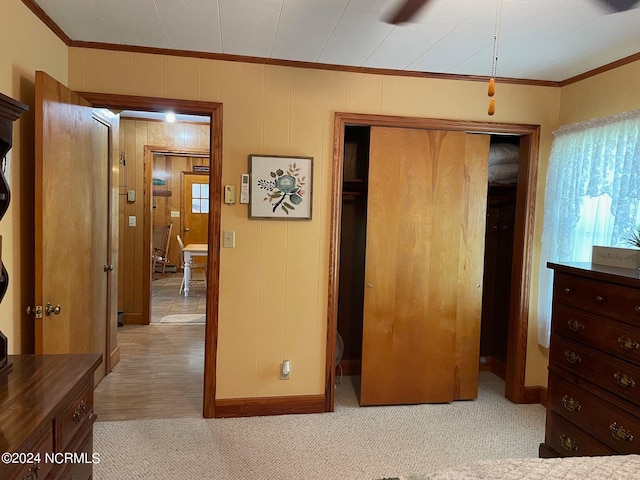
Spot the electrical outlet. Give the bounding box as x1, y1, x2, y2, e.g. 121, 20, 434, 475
128, 216, 136, 227
280, 360, 291, 380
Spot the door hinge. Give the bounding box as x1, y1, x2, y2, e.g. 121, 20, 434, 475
26, 305, 43, 319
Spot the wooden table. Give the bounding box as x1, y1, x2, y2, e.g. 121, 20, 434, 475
183, 243, 207, 296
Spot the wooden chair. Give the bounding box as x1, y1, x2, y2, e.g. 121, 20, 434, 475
176, 235, 207, 294
152, 223, 173, 276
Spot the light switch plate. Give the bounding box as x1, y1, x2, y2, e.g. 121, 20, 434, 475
128, 216, 136, 227
127, 190, 136, 202
223, 230, 235, 248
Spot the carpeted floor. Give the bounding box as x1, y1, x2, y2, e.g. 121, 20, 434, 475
93, 373, 545, 480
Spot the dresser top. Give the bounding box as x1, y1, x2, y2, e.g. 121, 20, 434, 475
0, 354, 101, 453
548, 262, 640, 288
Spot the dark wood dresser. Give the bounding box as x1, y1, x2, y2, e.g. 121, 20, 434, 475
0, 354, 101, 480
540, 262, 640, 458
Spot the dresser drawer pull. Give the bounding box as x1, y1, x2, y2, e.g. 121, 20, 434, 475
595, 295, 606, 303
618, 336, 640, 351
561, 395, 582, 412
567, 319, 585, 332
22, 464, 39, 480
564, 350, 582, 365
614, 372, 636, 389
564, 287, 573, 295
636, 306, 640, 314
610, 422, 634, 442
72, 400, 87, 423
560, 434, 579, 452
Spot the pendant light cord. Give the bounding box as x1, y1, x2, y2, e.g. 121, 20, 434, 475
491, 0, 504, 79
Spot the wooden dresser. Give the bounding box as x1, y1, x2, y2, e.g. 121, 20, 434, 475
540, 262, 640, 458
0, 354, 101, 480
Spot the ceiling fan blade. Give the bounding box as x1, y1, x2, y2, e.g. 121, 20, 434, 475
596, 0, 639, 11
385, 0, 433, 24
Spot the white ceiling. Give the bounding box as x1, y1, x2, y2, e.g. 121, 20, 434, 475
32, 0, 640, 82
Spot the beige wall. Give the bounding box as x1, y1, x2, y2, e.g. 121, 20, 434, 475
559, 61, 640, 124
6, 0, 640, 400
0, 0, 68, 353
68, 47, 563, 398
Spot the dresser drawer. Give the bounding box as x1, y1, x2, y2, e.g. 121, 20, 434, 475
554, 272, 640, 325
11, 426, 54, 480
545, 411, 615, 457
549, 373, 640, 454
56, 377, 94, 451
551, 336, 640, 406
553, 304, 640, 367
56, 424, 94, 480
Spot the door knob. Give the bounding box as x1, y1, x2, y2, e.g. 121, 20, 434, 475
366, 283, 372, 288
44, 303, 61, 316
184, 227, 190, 233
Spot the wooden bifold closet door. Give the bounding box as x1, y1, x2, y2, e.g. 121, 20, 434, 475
360, 127, 490, 406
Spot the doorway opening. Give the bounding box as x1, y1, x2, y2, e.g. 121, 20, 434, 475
81, 92, 222, 418
326, 113, 540, 410
144, 147, 211, 325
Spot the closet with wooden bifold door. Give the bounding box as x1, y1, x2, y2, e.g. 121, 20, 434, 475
337, 125, 491, 406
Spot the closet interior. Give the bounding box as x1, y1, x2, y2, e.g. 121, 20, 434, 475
336, 126, 521, 386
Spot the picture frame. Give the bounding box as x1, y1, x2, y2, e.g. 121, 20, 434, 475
249, 154, 313, 219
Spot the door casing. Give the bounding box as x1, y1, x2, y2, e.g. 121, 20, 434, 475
326, 112, 540, 411
81, 92, 223, 419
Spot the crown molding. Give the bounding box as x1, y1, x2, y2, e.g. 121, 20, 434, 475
22, 0, 640, 88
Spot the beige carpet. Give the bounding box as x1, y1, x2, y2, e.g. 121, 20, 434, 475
159, 314, 205, 324
93, 373, 545, 480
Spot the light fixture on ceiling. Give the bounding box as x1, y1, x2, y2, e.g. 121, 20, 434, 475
165, 112, 176, 123
488, 0, 503, 116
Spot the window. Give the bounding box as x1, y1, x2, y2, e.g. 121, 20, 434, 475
538, 110, 640, 347
191, 183, 210, 214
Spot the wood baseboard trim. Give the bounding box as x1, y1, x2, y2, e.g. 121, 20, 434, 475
123, 313, 146, 325
214, 394, 326, 418
109, 346, 121, 370
479, 356, 507, 380
523, 385, 547, 406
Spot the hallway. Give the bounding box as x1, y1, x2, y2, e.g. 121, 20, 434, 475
94, 273, 206, 421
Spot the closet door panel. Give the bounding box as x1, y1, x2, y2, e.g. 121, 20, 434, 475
360, 127, 489, 406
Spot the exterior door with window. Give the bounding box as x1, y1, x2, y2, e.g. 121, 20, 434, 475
182, 172, 209, 248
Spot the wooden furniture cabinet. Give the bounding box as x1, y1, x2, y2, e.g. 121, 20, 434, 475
540, 262, 640, 458
0, 354, 102, 480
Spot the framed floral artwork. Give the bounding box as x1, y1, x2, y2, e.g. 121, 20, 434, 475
249, 154, 313, 219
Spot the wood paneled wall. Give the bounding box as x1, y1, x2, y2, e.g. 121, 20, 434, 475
118, 118, 210, 323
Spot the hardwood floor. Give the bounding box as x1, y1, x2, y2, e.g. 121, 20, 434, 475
151, 272, 206, 323
95, 274, 206, 421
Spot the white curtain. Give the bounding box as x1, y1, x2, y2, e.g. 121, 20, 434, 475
538, 109, 640, 348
